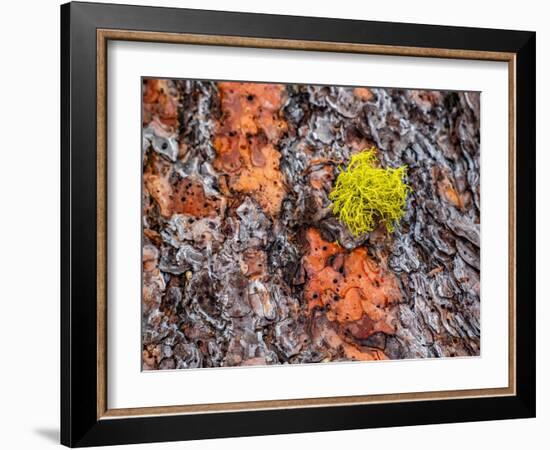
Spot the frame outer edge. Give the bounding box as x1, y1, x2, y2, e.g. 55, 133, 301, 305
61, 2, 536, 446
514, 32, 536, 416
63, 2, 103, 447
60, 2, 72, 447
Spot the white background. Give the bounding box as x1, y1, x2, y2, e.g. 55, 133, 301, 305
109, 42, 508, 409
0, 0, 546, 449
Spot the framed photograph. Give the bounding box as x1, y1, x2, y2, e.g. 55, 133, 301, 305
61, 1, 535, 447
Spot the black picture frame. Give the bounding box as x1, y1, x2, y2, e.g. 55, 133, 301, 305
61, 1, 536, 447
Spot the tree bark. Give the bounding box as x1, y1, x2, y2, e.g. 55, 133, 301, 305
141, 79, 480, 369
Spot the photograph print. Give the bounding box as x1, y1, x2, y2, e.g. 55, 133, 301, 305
141, 78, 480, 370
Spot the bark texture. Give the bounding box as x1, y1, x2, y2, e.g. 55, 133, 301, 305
142, 79, 480, 369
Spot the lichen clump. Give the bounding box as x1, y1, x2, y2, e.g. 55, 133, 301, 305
329, 148, 410, 236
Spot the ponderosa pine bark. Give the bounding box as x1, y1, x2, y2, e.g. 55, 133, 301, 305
142, 79, 480, 369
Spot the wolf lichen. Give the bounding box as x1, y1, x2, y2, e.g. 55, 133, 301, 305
329, 148, 410, 236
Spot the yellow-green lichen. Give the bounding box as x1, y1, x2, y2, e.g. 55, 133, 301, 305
329, 148, 410, 236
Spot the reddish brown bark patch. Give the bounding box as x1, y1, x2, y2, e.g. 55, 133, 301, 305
353, 87, 374, 102
144, 154, 220, 219
432, 166, 472, 210
240, 249, 267, 278
172, 178, 221, 218
302, 228, 401, 359
213, 82, 287, 216
308, 164, 335, 190
142, 79, 179, 129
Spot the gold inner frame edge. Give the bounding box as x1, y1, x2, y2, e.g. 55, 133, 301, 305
96, 28, 517, 420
